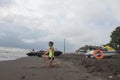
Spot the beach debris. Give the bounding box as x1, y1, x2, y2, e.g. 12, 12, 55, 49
109, 76, 113, 79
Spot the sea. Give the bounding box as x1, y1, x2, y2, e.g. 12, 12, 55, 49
0, 47, 30, 61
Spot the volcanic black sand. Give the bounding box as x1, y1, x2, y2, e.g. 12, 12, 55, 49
0, 54, 120, 80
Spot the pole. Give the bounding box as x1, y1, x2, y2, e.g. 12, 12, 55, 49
64, 38, 66, 54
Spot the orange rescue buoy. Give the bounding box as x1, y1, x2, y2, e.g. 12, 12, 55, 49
93, 50, 104, 59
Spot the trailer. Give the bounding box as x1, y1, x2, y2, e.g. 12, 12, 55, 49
85, 50, 117, 59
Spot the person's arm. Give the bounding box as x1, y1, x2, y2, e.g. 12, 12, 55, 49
44, 49, 49, 55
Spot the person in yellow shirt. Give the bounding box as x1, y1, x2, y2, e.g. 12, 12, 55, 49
42, 41, 55, 67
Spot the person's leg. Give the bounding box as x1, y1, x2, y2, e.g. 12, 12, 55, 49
42, 55, 48, 66
49, 60, 52, 67
48, 57, 54, 67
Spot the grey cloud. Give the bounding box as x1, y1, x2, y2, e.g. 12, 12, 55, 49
0, 0, 14, 7
0, 16, 63, 50
0, 0, 120, 52
0, 27, 47, 50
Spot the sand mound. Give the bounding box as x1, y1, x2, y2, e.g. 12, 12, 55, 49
58, 54, 120, 80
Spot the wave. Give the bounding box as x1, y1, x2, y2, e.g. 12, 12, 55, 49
0, 47, 29, 61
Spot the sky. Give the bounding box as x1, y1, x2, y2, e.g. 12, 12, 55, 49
0, 0, 120, 52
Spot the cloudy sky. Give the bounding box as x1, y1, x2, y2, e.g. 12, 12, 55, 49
0, 0, 120, 52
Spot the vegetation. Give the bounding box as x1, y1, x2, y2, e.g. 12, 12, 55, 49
76, 26, 120, 53
109, 26, 120, 50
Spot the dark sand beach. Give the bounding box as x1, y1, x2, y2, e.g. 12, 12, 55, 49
0, 54, 120, 80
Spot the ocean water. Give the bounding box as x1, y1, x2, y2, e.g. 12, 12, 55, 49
0, 47, 30, 61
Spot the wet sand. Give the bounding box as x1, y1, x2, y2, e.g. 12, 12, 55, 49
0, 54, 120, 80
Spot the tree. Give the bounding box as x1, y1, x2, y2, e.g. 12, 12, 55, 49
109, 26, 120, 50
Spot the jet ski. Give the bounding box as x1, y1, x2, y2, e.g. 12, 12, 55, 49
79, 45, 117, 58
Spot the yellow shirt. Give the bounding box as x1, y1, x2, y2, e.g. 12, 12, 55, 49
49, 47, 54, 58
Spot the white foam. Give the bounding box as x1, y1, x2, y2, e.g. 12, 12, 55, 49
0, 47, 30, 61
